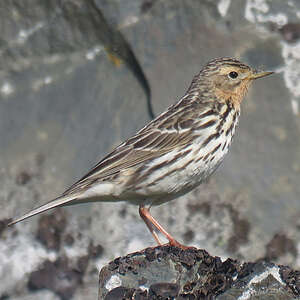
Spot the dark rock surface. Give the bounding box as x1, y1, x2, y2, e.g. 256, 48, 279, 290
36, 209, 67, 251
1, 0, 300, 299
28, 255, 89, 300
99, 246, 300, 299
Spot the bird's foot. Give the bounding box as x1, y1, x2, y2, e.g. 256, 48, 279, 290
167, 239, 196, 250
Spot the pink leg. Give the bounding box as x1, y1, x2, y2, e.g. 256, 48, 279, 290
139, 205, 190, 249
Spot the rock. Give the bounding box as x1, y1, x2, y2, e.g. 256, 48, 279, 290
278, 23, 300, 43
28, 255, 89, 300
1, 0, 300, 299
36, 209, 67, 251
99, 246, 300, 299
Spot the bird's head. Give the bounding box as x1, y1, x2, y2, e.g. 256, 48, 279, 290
200, 58, 273, 109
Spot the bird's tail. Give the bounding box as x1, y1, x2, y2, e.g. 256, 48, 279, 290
8, 194, 78, 226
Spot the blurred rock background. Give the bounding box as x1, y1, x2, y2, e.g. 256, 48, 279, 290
0, 0, 300, 299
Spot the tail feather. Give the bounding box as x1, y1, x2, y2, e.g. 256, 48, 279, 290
8, 195, 78, 226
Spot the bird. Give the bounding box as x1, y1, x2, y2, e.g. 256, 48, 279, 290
9, 57, 273, 249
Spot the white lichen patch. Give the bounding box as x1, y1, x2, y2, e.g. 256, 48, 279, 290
0, 234, 57, 294
63, 236, 90, 259
17, 22, 45, 44
245, 0, 300, 117
105, 274, 122, 291
237, 266, 285, 300
86, 46, 103, 60
245, 0, 287, 26
1, 81, 14, 96
119, 15, 140, 29
32, 76, 53, 91
245, 0, 269, 23
44, 76, 52, 85
218, 0, 231, 17
291, 99, 298, 115
281, 40, 300, 115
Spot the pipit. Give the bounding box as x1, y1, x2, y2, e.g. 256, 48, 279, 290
9, 57, 273, 249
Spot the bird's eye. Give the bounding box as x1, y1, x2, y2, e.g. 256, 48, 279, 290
228, 71, 238, 79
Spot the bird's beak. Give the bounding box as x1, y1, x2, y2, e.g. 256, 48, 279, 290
249, 70, 274, 80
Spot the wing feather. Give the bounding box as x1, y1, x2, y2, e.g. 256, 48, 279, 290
62, 100, 216, 196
